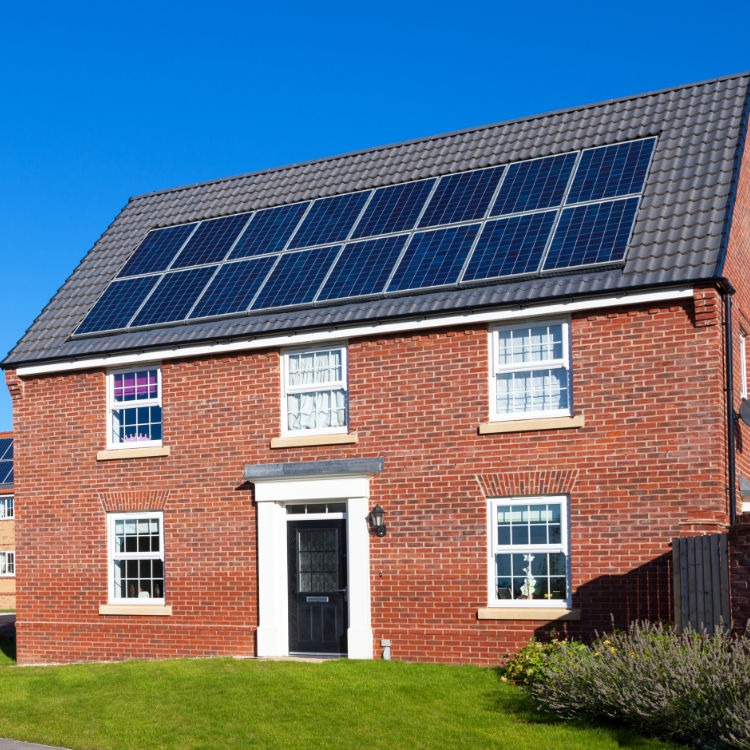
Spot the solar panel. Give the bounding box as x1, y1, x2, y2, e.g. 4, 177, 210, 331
464, 212, 557, 281
76, 276, 160, 334
567, 138, 655, 203
492, 153, 577, 216
388, 225, 480, 292
418, 167, 504, 228
0, 438, 12, 485
132, 267, 216, 326
229, 203, 308, 259
318, 235, 408, 301
251, 246, 341, 309
351, 179, 435, 238
118, 224, 196, 277
75, 137, 655, 336
543, 198, 639, 270
288, 192, 371, 249
190, 256, 276, 318
171, 213, 250, 269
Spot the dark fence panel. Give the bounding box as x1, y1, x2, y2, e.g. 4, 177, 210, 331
672, 534, 730, 632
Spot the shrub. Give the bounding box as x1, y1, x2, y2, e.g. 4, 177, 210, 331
522, 621, 750, 749
503, 636, 588, 688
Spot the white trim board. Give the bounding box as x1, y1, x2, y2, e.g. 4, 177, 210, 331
16, 288, 694, 377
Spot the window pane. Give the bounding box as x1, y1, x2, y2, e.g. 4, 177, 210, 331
496, 324, 563, 365
495, 551, 566, 601
496, 368, 569, 414
287, 389, 347, 431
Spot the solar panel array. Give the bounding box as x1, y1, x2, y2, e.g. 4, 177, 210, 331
75, 137, 656, 336
0, 438, 12, 485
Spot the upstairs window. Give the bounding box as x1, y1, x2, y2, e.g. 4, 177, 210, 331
490, 319, 572, 420
0, 551, 14, 577
0, 495, 12, 519
282, 345, 348, 434
488, 496, 570, 606
108, 512, 165, 602
107, 367, 163, 448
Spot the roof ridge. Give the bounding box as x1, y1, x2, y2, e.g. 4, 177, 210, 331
128, 72, 750, 205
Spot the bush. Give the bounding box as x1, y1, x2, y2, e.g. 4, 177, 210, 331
519, 621, 750, 749
503, 636, 587, 688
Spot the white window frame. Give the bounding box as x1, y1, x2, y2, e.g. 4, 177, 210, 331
106, 365, 163, 449
107, 511, 165, 605
489, 318, 572, 421
0, 551, 14, 577
281, 344, 349, 436
487, 495, 570, 608
741, 330, 748, 401
0, 495, 13, 520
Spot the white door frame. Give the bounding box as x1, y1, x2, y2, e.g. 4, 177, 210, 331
247, 460, 382, 659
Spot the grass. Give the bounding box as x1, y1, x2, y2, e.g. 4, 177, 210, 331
0, 647, 683, 749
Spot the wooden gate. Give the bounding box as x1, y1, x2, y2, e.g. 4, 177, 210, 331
672, 534, 730, 632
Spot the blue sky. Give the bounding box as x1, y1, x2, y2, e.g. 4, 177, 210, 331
0, 0, 748, 430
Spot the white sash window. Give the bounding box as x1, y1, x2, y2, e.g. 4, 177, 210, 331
282, 345, 348, 434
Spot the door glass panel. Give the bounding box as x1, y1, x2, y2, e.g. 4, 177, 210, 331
297, 528, 338, 592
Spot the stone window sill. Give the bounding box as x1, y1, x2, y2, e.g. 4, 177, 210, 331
477, 607, 581, 621
99, 604, 172, 616
97, 446, 171, 461
478, 415, 584, 434
270, 433, 358, 449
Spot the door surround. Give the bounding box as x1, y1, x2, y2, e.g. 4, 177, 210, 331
245, 458, 384, 660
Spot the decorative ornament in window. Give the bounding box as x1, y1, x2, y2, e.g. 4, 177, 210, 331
108, 512, 165, 602
488, 496, 570, 606
108, 367, 163, 448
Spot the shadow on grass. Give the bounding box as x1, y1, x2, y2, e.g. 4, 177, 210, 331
488, 668, 682, 749
0, 636, 16, 663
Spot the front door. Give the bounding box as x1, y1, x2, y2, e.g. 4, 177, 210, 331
287, 519, 348, 655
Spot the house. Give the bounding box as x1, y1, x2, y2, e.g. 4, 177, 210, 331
0, 433, 14, 611
4, 73, 750, 665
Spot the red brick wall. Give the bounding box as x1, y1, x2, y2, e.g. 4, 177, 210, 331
8, 296, 730, 665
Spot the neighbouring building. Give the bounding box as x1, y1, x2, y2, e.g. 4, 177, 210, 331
0, 433, 14, 610
4, 73, 750, 665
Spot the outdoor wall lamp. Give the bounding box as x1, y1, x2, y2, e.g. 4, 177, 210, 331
369, 504, 387, 537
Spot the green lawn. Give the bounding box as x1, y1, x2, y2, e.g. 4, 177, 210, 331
0, 646, 682, 750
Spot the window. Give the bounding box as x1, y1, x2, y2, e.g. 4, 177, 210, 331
0, 495, 13, 519
0, 551, 14, 577
282, 345, 348, 434
488, 496, 569, 606
107, 367, 162, 448
490, 319, 572, 420
108, 512, 164, 602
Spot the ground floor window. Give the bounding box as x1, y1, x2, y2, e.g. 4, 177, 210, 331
108, 512, 164, 602
488, 495, 569, 606
0, 551, 14, 577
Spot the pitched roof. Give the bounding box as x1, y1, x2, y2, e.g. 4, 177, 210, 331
4, 73, 750, 368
